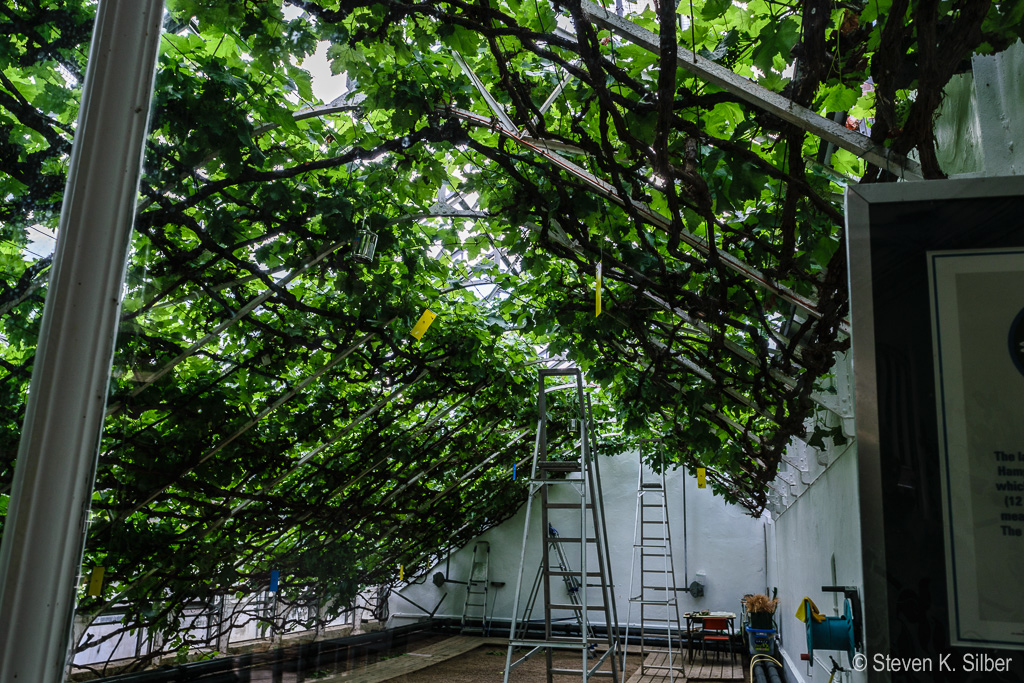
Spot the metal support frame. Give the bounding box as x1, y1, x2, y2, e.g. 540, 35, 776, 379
579, 1, 922, 180
504, 369, 621, 682
0, 2, 165, 680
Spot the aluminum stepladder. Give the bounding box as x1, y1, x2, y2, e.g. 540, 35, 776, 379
461, 541, 490, 634
623, 446, 684, 680
503, 368, 621, 682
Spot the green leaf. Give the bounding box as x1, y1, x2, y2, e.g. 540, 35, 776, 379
439, 24, 480, 55
701, 0, 733, 20
751, 17, 799, 76
820, 83, 859, 113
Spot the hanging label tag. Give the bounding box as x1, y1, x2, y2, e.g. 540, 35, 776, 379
269, 569, 280, 593
410, 309, 437, 340
697, 468, 707, 489
399, 564, 404, 581
595, 262, 603, 317
87, 566, 105, 597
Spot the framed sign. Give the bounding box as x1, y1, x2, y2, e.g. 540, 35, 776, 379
929, 248, 1024, 648
847, 176, 1024, 681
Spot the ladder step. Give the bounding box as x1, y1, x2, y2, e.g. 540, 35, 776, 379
547, 502, 593, 509
507, 638, 593, 649
549, 570, 603, 577
537, 460, 581, 472
641, 483, 663, 489
641, 586, 676, 591
549, 603, 585, 611
549, 537, 596, 543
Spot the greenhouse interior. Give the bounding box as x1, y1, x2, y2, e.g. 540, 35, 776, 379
2, 1, 1024, 682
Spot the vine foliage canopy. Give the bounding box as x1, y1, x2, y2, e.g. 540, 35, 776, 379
0, 0, 1019, 667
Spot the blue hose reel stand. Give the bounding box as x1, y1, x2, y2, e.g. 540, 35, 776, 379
805, 586, 862, 666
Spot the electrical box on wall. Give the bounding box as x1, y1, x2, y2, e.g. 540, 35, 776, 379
688, 571, 706, 598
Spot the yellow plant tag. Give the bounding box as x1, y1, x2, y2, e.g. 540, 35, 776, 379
399, 564, 404, 581
88, 566, 105, 597
696, 468, 707, 489
595, 262, 603, 317
410, 309, 437, 340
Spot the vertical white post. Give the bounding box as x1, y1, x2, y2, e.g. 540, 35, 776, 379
0, 1, 164, 680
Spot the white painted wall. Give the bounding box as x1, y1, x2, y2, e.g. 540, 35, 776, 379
768, 440, 865, 683
762, 350, 865, 683
390, 449, 768, 635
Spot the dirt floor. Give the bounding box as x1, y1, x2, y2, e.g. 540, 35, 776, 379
295, 634, 751, 683
383, 644, 637, 682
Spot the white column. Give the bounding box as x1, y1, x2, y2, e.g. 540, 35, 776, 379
0, 1, 164, 680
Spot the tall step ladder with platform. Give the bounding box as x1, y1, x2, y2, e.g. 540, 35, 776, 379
461, 541, 490, 634
504, 368, 621, 682
624, 449, 684, 681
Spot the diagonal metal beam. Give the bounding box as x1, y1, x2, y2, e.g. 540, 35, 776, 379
580, 0, 922, 179
450, 51, 588, 155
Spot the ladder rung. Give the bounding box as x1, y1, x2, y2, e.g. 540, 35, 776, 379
634, 599, 674, 605
550, 537, 596, 543
547, 502, 593, 509
549, 570, 603, 577
507, 638, 592, 649
641, 585, 675, 591
550, 668, 615, 677
549, 603, 585, 611
641, 483, 663, 489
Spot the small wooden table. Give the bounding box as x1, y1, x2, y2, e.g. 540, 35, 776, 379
683, 611, 737, 662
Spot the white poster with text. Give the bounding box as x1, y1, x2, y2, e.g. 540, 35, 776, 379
930, 248, 1024, 650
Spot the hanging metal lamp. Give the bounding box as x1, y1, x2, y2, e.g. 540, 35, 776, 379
352, 223, 378, 263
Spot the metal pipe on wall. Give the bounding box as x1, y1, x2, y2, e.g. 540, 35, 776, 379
0, 1, 165, 680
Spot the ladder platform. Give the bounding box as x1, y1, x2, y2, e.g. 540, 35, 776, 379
537, 460, 581, 472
